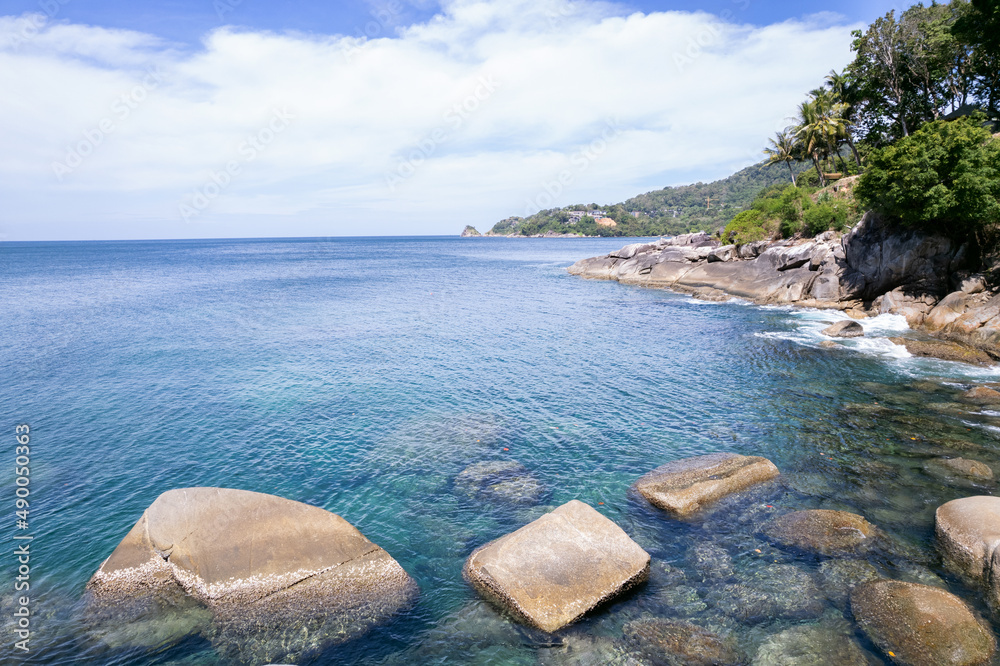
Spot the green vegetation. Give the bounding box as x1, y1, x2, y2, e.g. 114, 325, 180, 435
722, 184, 860, 246
488, 160, 812, 237
488, 0, 1000, 249
855, 117, 1000, 238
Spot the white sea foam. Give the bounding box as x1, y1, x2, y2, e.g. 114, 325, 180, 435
759, 306, 1000, 379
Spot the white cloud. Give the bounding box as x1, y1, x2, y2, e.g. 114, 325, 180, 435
0, 1, 861, 240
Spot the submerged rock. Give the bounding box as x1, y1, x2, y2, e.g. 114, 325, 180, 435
632, 453, 780, 518
761, 510, 878, 557
963, 386, 1000, 405
711, 564, 825, 625
818, 559, 880, 610
851, 579, 996, 666
454, 460, 545, 505
463, 500, 650, 633
822, 320, 864, 338
924, 457, 994, 481
936, 496, 1000, 612
687, 542, 734, 581
753, 623, 873, 666
622, 619, 745, 666
85, 488, 418, 663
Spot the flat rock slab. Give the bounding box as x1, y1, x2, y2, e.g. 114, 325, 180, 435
632, 453, 780, 517
762, 509, 877, 557
851, 579, 996, 666
87, 488, 418, 663
463, 500, 649, 633
823, 320, 864, 337
937, 496, 1000, 610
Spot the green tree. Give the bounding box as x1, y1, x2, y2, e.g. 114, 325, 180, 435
763, 129, 799, 186
854, 117, 1000, 242
953, 0, 1000, 118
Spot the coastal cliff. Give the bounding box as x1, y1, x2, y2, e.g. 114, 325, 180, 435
568, 215, 1000, 361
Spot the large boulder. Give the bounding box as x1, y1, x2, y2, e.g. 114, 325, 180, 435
851, 579, 996, 666
632, 453, 780, 518
822, 320, 864, 338
463, 500, 649, 632
86, 488, 418, 663
761, 509, 878, 557
936, 496, 1000, 611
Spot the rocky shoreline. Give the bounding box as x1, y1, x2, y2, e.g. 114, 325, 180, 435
568, 214, 1000, 364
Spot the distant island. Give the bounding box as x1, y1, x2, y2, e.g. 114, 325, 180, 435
460, 160, 813, 238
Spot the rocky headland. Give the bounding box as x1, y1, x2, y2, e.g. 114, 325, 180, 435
568, 213, 1000, 363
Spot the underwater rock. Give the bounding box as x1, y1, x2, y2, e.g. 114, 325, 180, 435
85, 487, 418, 663
936, 496, 1000, 612
851, 579, 996, 666
622, 618, 745, 666
818, 559, 880, 611
753, 623, 873, 666
454, 460, 545, 505
761, 510, 877, 557
632, 453, 780, 518
963, 386, 1000, 405
687, 542, 734, 581
711, 564, 825, 625
538, 633, 637, 666
463, 500, 650, 633
924, 457, 994, 481
822, 320, 864, 337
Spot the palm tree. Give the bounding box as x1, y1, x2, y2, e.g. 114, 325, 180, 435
825, 69, 864, 167
795, 99, 828, 187
764, 128, 799, 186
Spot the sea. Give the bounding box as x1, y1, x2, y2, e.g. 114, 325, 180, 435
4, 236, 1000, 664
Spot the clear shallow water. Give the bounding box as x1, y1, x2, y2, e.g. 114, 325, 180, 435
3, 236, 1000, 664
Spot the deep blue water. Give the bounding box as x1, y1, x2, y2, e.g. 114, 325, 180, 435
4, 236, 1000, 665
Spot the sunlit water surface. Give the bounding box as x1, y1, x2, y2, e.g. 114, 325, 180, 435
3, 236, 1000, 664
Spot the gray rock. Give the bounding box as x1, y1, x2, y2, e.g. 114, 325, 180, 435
924, 457, 994, 481
632, 453, 780, 518
712, 564, 825, 624
822, 320, 864, 337
761, 510, 878, 557
818, 559, 880, 610
86, 488, 418, 664
623, 619, 745, 666
454, 460, 545, 505
687, 542, 734, 581
753, 623, 873, 666
851, 579, 996, 666
463, 500, 650, 632
708, 245, 737, 263
936, 496, 1000, 613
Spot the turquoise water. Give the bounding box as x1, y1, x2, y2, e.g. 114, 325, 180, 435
4, 236, 1000, 664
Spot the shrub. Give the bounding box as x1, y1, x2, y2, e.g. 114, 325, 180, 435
722, 210, 770, 245
803, 201, 850, 235
854, 117, 1000, 240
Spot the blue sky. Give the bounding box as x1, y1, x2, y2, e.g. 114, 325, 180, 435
1, 0, 902, 240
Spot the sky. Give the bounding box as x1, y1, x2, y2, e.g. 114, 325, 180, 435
0, 0, 903, 240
